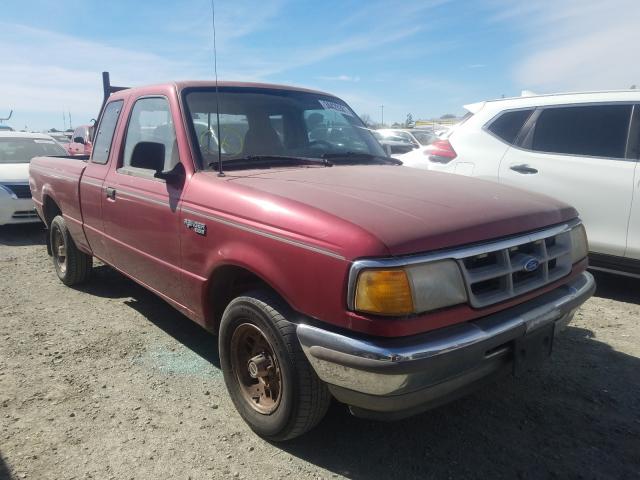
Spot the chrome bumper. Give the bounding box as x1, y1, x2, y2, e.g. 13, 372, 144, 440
297, 271, 595, 418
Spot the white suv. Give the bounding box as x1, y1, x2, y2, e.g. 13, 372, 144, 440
425, 91, 640, 277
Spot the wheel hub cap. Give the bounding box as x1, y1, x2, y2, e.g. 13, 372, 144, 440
230, 323, 282, 415
52, 228, 67, 274
247, 353, 272, 379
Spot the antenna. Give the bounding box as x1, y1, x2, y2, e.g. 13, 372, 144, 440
210, 0, 224, 177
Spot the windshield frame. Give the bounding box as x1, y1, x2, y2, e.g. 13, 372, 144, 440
180, 86, 385, 171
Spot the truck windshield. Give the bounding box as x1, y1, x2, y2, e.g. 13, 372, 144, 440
0, 137, 67, 164
183, 87, 386, 170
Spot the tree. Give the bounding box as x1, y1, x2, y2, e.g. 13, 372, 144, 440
405, 113, 414, 128
359, 113, 374, 128
440, 113, 457, 119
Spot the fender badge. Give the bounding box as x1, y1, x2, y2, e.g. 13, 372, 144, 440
184, 219, 207, 236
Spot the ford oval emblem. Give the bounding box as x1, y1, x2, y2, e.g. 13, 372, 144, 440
523, 258, 540, 272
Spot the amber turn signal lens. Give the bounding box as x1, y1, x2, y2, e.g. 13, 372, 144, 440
354, 269, 414, 316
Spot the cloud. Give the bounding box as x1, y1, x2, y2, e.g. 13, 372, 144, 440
0, 23, 201, 123
491, 0, 640, 91
317, 75, 361, 82
217, 24, 424, 80
0, 0, 446, 128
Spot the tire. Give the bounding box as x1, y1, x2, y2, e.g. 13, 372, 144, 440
219, 290, 331, 441
50, 215, 92, 286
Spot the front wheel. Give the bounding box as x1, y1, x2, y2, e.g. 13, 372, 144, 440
50, 215, 92, 286
219, 290, 330, 441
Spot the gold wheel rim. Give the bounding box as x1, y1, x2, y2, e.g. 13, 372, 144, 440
230, 323, 282, 415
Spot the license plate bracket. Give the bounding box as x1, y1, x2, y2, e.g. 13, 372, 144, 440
513, 323, 555, 376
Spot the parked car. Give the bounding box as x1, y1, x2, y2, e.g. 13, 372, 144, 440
425, 91, 640, 277
372, 130, 415, 157
48, 131, 72, 149
0, 125, 14, 132
376, 128, 437, 167
67, 124, 94, 156
30, 77, 594, 440
0, 132, 66, 225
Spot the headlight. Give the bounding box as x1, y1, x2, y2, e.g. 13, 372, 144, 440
570, 224, 588, 263
353, 260, 467, 316
0, 184, 18, 199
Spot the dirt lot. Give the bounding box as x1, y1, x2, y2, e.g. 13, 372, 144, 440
1, 223, 639, 480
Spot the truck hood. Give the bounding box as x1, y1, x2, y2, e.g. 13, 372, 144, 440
220, 165, 577, 257
0, 163, 29, 182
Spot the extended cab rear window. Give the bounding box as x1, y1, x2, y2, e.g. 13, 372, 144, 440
487, 109, 534, 145
92, 100, 124, 164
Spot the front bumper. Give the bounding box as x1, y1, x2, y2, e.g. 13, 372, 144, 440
0, 196, 40, 225
297, 271, 595, 419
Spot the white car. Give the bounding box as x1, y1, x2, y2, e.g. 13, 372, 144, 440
0, 132, 67, 225
425, 90, 640, 276
375, 128, 437, 167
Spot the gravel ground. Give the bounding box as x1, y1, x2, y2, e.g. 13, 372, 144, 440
1, 223, 639, 480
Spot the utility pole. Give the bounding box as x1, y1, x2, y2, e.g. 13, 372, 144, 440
62, 112, 66, 130
68, 111, 72, 129
380, 104, 384, 126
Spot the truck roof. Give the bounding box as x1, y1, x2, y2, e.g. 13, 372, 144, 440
108, 81, 335, 100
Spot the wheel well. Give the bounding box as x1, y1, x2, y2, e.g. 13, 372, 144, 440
42, 196, 62, 255
207, 265, 280, 331
42, 195, 62, 228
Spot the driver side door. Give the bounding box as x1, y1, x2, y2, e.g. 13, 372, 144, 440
101, 95, 185, 302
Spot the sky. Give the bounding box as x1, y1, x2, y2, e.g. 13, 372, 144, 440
1, 0, 639, 131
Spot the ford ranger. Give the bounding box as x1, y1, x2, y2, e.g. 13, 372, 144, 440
29, 75, 595, 440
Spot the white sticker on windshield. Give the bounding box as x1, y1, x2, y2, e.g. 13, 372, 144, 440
34, 139, 55, 144
318, 100, 354, 117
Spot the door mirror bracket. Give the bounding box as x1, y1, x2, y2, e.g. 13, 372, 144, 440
154, 162, 185, 184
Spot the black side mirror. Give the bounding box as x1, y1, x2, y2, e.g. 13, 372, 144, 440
154, 162, 185, 184
74, 137, 85, 144
130, 141, 165, 172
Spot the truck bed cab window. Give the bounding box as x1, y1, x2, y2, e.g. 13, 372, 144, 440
92, 100, 124, 164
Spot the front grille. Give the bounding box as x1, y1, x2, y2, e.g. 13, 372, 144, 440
3, 183, 32, 199
457, 228, 573, 308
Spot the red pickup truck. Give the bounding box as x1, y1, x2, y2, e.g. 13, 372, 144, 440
29, 77, 595, 440
67, 124, 94, 156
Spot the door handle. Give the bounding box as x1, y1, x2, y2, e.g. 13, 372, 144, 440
510, 164, 538, 174
105, 187, 116, 200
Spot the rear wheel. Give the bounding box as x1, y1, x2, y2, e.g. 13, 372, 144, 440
50, 215, 92, 286
219, 290, 331, 441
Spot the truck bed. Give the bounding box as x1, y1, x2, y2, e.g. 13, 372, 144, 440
29, 155, 89, 252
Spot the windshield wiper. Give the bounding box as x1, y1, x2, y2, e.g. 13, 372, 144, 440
321, 152, 402, 165
208, 155, 332, 170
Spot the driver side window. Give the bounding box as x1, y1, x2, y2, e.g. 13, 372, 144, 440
122, 97, 178, 172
